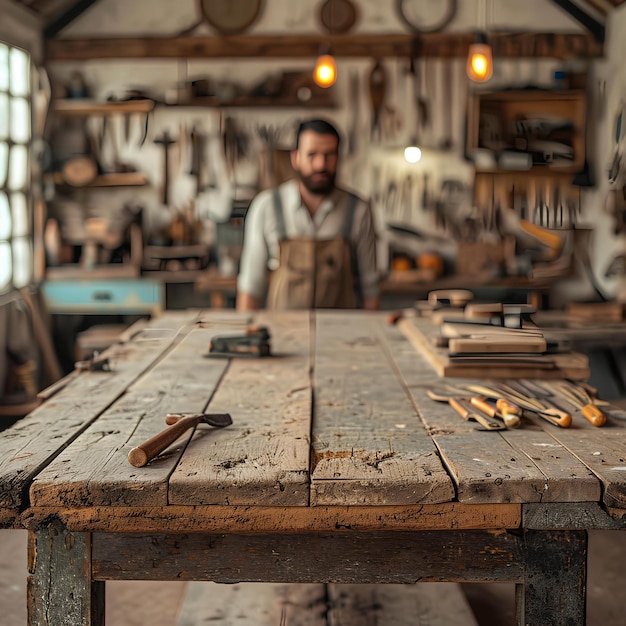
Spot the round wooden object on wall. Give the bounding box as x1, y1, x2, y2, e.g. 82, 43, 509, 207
199, 0, 265, 35
319, 0, 358, 34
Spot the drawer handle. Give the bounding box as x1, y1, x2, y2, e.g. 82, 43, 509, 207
92, 291, 113, 301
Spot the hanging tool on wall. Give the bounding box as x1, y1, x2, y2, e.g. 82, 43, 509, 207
189, 125, 208, 196
154, 129, 177, 206
368, 59, 387, 142
347, 69, 360, 156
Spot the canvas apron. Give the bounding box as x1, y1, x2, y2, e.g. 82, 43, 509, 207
266, 189, 358, 310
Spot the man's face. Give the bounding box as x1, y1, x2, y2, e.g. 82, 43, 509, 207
291, 130, 339, 195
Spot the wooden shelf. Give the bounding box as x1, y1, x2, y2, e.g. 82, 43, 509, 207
171, 96, 336, 109
52, 99, 155, 115
52, 172, 149, 187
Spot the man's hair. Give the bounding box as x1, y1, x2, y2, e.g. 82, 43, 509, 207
294, 118, 341, 149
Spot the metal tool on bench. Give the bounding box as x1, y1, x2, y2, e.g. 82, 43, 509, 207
207, 326, 271, 358
37, 352, 112, 401
127, 412, 233, 467
537, 380, 607, 427
462, 383, 572, 428
426, 389, 505, 430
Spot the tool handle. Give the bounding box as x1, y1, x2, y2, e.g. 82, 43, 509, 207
471, 397, 520, 429
449, 397, 470, 419
539, 406, 572, 428
128, 415, 202, 467
582, 404, 607, 427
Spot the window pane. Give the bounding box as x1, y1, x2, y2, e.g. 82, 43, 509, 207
12, 237, 31, 288
8, 145, 28, 190
0, 242, 11, 291
0, 192, 10, 239
11, 192, 28, 236
9, 48, 29, 97
0, 44, 8, 91
0, 143, 7, 187
0, 93, 8, 140
10, 97, 30, 143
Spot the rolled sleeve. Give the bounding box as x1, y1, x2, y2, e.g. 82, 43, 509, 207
237, 194, 270, 300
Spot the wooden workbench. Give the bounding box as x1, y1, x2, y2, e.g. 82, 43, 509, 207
2, 310, 626, 625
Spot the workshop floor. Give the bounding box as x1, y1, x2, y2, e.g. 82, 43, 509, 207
1, 529, 626, 625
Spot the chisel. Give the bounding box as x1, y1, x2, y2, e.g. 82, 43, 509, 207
470, 396, 521, 429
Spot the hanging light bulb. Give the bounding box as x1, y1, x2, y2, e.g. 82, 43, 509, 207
313, 46, 337, 88
404, 141, 422, 164
467, 33, 493, 83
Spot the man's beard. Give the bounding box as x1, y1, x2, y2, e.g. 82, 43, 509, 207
297, 170, 336, 196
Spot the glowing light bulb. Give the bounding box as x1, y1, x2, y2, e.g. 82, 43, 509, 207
313, 54, 337, 88
467, 40, 493, 83
404, 146, 422, 163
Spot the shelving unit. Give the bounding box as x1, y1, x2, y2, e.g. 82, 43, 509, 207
51, 172, 149, 187
52, 99, 155, 115
467, 89, 587, 174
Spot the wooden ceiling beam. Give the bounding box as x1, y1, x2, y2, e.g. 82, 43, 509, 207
548, 0, 605, 41
580, 0, 609, 16
45, 32, 604, 62
44, 0, 99, 38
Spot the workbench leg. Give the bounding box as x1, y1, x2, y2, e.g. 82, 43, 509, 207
27, 521, 105, 626
516, 529, 587, 626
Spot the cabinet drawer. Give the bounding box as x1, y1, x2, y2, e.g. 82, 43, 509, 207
42, 279, 164, 314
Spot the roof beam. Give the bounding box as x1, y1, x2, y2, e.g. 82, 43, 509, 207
45, 32, 604, 61
549, 0, 606, 41
44, 0, 99, 38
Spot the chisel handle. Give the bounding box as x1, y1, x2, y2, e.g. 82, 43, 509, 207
128, 415, 203, 467
538, 405, 572, 428
582, 403, 607, 427
471, 397, 521, 429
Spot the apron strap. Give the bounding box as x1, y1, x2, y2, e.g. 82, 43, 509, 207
272, 188, 287, 241
342, 193, 358, 239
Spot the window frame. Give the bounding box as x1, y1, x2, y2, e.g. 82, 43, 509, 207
0, 41, 33, 294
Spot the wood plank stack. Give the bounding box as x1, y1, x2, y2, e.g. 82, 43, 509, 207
397, 297, 589, 379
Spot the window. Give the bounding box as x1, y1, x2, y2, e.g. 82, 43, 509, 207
0, 42, 32, 293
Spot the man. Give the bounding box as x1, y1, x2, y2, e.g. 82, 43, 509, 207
237, 119, 380, 311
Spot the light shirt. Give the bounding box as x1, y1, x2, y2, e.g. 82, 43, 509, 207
237, 179, 379, 302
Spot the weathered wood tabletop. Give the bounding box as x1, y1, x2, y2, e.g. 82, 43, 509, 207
3, 310, 626, 625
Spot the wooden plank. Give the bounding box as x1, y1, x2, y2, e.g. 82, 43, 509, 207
27, 521, 104, 626
326, 582, 479, 626
178, 582, 327, 626
45, 32, 604, 61
398, 316, 590, 379
432, 432, 550, 504
168, 311, 312, 506
542, 429, 626, 508
499, 429, 600, 502
92, 530, 526, 584
311, 313, 455, 506
29, 326, 233, 508
0, 311, 198, 515
177, 581, 479, 626
21, 503, 522, 533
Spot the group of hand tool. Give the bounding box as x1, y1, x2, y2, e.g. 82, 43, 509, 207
428, 378, 608, 430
